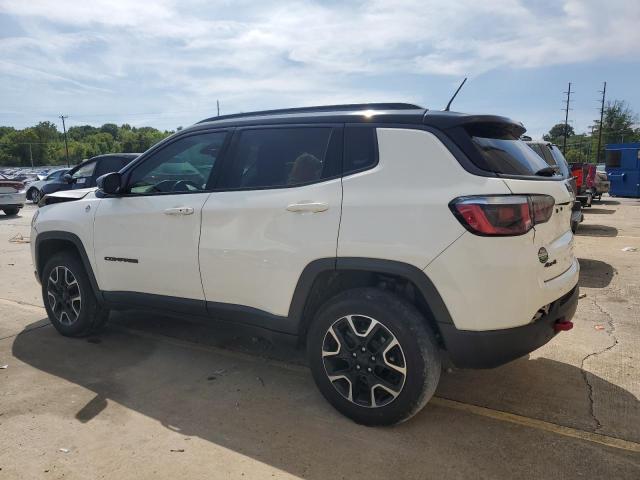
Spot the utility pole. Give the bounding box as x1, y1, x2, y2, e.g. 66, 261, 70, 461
28, 143, 34, 167
217, 100, 220, 117
59, 115, 70, 166
562, 82, 572, 154
596, 82, 606, 164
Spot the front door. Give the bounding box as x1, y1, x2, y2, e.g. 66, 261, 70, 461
93, 130, 229, 311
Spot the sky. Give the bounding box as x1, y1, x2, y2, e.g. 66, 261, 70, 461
1, 0, 639, 138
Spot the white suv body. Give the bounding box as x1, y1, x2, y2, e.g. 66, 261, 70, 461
31, 104, 579, 425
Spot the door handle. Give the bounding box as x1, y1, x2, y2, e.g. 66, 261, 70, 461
164, 207, 194, 216
286, 202, 329, 213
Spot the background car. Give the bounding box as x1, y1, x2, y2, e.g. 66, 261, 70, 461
525, 140, 583, 233
26, 168, 70, 204
0, 173, 26, 216
594, 163, 610, 200
40, 154, 140, 198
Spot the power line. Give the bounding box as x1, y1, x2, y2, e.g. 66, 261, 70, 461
59, 115, 70, 167
562, 82, 572, 154
596, 81, 607, 163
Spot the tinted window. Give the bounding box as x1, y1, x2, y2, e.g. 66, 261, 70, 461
605, 150, 621, 168
466, 124, 551, 176
95, 157, 128, 178
127, 132, 227, 194
344, 127, 377, 175
220, 127, 339, 189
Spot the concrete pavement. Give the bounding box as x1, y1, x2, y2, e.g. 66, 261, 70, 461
1, 200, 639, 479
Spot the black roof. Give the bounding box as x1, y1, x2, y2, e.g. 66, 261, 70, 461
187, 103, 524, 133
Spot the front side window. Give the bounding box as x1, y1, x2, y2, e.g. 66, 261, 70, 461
219, 127, 339, 189
71, 161, 96, 186
127, 131, 227, 194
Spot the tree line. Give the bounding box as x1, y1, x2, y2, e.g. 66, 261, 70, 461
1, 99, 638, 167
543, 99, 639, 163
0, 122, 176, 167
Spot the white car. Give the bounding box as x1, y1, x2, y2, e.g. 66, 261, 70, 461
31, 103, 579, 425
0, 174, 27, 216
26, 168, 70, 204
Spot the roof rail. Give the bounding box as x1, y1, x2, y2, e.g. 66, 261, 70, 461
197, 103, 424, 124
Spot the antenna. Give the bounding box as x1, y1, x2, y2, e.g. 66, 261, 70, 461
444, 77, 467, 111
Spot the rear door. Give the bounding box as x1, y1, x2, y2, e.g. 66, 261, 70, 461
199, 125, 343, 324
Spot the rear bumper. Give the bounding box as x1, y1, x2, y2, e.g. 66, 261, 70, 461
440, 285, 579, 369
0, 191, 26, 207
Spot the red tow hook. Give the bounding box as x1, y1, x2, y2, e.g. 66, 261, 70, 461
554, 320, 574, 332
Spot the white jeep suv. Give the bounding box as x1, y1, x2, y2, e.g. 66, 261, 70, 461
31, 104, 579, 425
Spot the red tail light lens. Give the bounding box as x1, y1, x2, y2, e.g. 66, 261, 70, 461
530, 194, 554, 224
450, 195, 555, 236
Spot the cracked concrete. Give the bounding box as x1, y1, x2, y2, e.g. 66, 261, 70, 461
580, 296, 620, 432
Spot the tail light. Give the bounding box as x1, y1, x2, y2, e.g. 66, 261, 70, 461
450, 195, 555, 236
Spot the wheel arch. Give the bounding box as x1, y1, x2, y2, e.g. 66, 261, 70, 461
290, 258, 454, 344
35, 231, 102, 302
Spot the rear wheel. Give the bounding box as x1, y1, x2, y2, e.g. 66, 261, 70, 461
307, 288, 441, 426
2, 208, 19, 216
42, 252, 109, 337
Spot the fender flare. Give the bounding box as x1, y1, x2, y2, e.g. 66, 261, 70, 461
35, 231, 103, 302
288, 257, 454, 335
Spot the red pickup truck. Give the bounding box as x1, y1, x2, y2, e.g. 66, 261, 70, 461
570, 163, 596, 207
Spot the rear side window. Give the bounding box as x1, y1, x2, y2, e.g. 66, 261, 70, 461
605, 150, 621, 168
344, 127, 377, 175
220, 127, 340, 189
465, 123, 551, 176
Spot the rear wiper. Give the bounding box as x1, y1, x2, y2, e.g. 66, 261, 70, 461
534, 166, 559, 177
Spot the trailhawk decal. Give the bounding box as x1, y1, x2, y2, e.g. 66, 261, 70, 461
104, 256, 139, 264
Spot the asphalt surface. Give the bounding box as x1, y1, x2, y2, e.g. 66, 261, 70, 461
1, 199, 639, 479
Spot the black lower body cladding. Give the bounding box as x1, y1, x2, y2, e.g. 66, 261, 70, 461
439, 285, 579, 369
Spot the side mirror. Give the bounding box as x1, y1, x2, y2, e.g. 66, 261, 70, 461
97, 172, 123, 195
63, 174, 74, 184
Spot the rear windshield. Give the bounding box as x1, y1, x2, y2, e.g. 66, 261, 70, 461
466, 124, 551, 176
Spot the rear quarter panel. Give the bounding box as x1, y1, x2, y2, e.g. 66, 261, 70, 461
338, 127, 511, 268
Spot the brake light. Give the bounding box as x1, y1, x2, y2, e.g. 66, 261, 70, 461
450, 195, 555, 236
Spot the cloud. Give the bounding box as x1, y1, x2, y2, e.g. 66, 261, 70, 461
1, 0, 639, 127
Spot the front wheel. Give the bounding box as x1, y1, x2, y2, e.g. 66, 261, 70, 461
307, 288, 441, 426
42, 252, 109, 337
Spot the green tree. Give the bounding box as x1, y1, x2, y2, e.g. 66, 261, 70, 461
543, 123, 575, 142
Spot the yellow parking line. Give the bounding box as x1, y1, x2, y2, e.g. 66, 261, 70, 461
432, 397, 640, 453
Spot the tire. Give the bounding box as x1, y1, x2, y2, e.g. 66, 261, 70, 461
31, 188, 42, 204
307, 287, 441, 426
2, 208, 19, 216
41, 251, 109, 337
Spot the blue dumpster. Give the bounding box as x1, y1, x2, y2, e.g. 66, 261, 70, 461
605, 143, 640, 198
